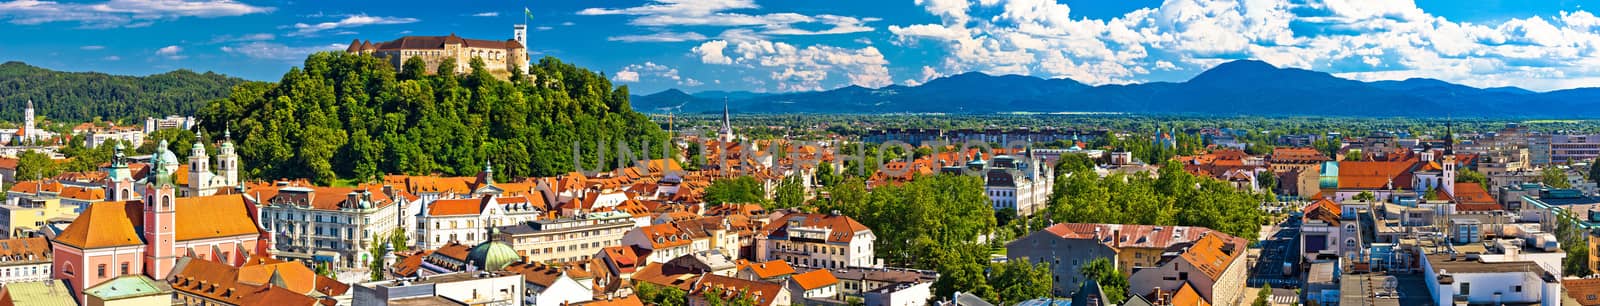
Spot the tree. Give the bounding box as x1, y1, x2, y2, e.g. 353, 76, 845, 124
389, 228, 410, 253
368, 236, 388, 281
1354, 191, 1376, 203
772, 176, 806, 209
1544, 167, 1573, 189
704, 176, 767, 206
1253, 284, 1273, 306
989, 260, 1053, 305
314, 262, 334, 277
15, 150, 58, 181
1458, 168, 1488, 185
197, 53, 670, 184
636, 282, 686, 306
1080, 258, 1127, 304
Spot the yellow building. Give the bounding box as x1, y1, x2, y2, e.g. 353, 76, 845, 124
0, 195, 76, 238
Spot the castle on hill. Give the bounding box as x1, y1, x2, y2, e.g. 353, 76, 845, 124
346, 25, 531, 78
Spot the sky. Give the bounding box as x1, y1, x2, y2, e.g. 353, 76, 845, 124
2, 0, 1599, 94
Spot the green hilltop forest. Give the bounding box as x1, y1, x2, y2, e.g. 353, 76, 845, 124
0, 61, 245, 123
196, 52, 670, 185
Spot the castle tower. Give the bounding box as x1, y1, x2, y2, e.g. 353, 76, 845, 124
106, 143, 136, 201
145, 140, 180, 279
187, 131, 211, 196
218, 128, 239, 187
513, 24, 529, 73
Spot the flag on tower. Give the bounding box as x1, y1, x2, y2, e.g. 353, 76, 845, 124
525, 7, 534, 20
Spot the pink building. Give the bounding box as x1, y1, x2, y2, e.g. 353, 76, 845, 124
51, 140, 269, 305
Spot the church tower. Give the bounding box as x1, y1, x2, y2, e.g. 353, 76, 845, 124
106, 143, 136, 201
718, 98, 735, 143
144, 140, 179, 279
23, 100, 34, 135
187, 132, 211, 196
218, 128, 239, 188
1442, 121, 1457, 197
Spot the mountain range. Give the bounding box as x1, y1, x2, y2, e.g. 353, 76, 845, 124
631, 60, 1600, 118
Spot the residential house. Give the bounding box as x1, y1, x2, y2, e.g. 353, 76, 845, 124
756, 212, 876, 270
1127, 233, 1250, 306
788, 269, 841, 305
503, 262, 594, 306
166, 256, 349, 306
0, 237, 51, 284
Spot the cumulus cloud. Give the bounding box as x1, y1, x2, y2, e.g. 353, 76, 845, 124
609, 31, 707, 43
287, 14, 419, 37
580, 0, 876, 36
155, 45, 184, 59
693, 35, 891, 91
221, 42, 344, 61
0, 0, 273, 28
614, 62, 702, 86
888, 0, 1600, 90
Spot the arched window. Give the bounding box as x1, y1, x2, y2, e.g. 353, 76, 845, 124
162, 196, 172, 209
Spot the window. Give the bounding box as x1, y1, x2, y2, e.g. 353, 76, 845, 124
97, 264, 106, 277
1460, 282, 1471, 295
119, 263, 129, 275
1515, 285, 1523, 293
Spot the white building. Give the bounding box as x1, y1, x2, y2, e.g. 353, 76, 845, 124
499, 211, 634, 263
0, 237, 51, 284
84, 129, 144, 149
982, 153, 1054, 217
1422, 253, 1561, 306
505, 262, 594, 306
144, 115, 197, 133
756, 211, 877, 269
416, 194, 543, 250
353, 271, 525, 306
256, 183, 406, 268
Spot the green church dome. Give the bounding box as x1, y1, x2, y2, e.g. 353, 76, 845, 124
467, 240, 520, 271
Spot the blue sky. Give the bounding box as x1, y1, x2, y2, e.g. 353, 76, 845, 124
1, 0, 1598, 94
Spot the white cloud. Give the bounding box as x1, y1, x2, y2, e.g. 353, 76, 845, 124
609, 31, 706, 43
696, 35, 892, 91
580, 0, 876, 37
102, 55, 120, 61
0, 0, 273, 28
887, 0, 1600, 90
692, 40, 734, 64
614, 70, 640, 82
221, 42, 344, 61
613, 62, 701, 86
209, 33, 274, 43
471, 11, 498, 17
155, 45, 184, 59
287, 14, 419, 37
80, 45, 104, 50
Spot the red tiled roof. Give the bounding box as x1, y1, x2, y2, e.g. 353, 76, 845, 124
1337, 161, 1415, 189
790, 269, 838, 290
1452, 182, 1496, 205
762, 213, 870, 243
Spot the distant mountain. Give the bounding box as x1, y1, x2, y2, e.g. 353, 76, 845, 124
632, 59, 1600, 118
0, 61, 247, 123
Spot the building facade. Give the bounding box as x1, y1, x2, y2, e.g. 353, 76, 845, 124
756, 212, 876, 270
498, 211, 634, 263
257, 183, 405, 268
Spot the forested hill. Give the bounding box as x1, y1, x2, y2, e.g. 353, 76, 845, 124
0, 61, 245, 123
197, 52, 670, 185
